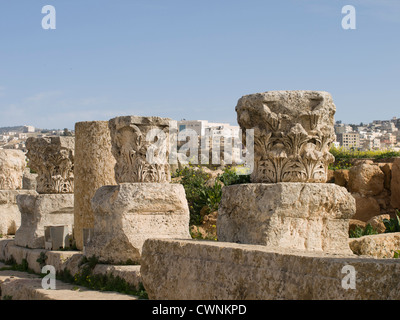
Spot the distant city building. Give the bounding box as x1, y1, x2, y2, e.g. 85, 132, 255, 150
176, 119, 242, 165
336, 132, 360, 149
23, 125, 35, 133
334, 124, 353, 135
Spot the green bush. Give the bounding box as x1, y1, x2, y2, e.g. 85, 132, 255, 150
329, 146, 400, 170
173, 166, 214, 225
218, 167, 251, 186
173, 166, 250, 226
349, 223, 378, 238
383, 210, 400, 233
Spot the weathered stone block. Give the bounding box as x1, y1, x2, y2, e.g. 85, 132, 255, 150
217, 183, 355, 254
348, 163, 384, 196
352, 194, 381, 222
74, 121, 116, 250
85, 183, 190, 263
366, 214, 390, 234
349, 232, 400, 258
26, 137, 74, 194
14, 194, 74, 248
0, 149, 26, 190
235, 91, 336, 183
0, 190, 37, 235
141, 239, 400, 300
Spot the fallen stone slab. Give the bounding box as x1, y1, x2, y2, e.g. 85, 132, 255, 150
93, 264, 141, 289
0, 270, 137, 300
349, 232, 400, 259
141, 238, 400, 300
0, 239, 142, 289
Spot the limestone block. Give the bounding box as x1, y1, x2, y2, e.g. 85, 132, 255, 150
349, 232, 400, 258
141, 239, 400, 300
0, 149, 26, 190
93, 265, 142, 289
217, 183, 355, 254
391, 158, 400, 209
0, 190, 37, 235
235, 91, 336, 183
366, 214, 391, 234
85, 183, 190, 264
74, 121, 116, 250
352, 194, 381, 222
14, 194, 74, 249
26, 137, 74, 194
108, 116, 171, 183
348, 163, 384, 196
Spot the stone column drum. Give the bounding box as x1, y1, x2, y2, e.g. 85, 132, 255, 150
74, 121, 116, 250
14, 137, 75, 248
218, 91, 356, 254
85, 116, 190, 263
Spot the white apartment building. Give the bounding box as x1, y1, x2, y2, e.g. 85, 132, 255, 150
334, 124, 353, 135
336, 132, 360, 149
23, 125, 35, 133
176, 120, 243, 165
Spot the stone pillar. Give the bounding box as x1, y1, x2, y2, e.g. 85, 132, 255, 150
218, 91, 355, 254
74, 121, 116, 250
15, 137, 75, 248
85, 116, 190, 263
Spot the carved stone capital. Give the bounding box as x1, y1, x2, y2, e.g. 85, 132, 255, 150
236, 90, 336, 183
109, 116, 171, 183
26, 137, 75, 194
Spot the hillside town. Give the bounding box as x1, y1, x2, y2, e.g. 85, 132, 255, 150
1, 117, 400, 152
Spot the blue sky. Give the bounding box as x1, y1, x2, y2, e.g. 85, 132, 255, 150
0, 0, 399, 129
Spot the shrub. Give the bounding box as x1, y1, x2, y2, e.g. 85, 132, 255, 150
218, 167, 251, 186
383, 210, 400, 233
349, 223, 378, 238
329, 146, 400, 170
